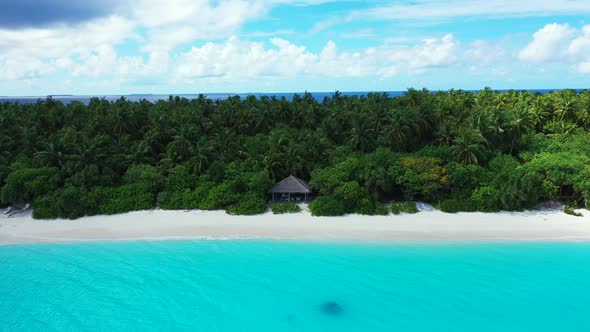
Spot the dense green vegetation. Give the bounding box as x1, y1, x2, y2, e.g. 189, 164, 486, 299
271, 202, 301, 214
2, 89, 590, 219
391, 201, 418, 215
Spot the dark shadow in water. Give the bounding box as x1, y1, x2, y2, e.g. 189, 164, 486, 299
286, 314, 297, 323
322, 301, 343, 316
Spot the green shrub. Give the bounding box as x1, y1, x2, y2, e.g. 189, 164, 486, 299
564, 204, 583, 217
471, 186, 501, 212
389, 157, 448, 201
1, 167, 61, 205
398, 201, 418, 214
157, 191, 186, 210
309, 158, 360, 194
334, 181, 365, 211
541, 180, 559, 200
271, 202, 301, 214
374, 203, 389, 216
206, 161, 226, 183
390, 201, 400, 215
437, 198, 477, 213
32, 195, 59, 219
124, 164, 164, 193
183, 182, 214, 209
200, 181, 239, 210
226, 193, 267, 215
66, 165, 112, 188
92, 183, 155, 215
309, 196, 346, 216
390, 201, 418, 214
165, 165, 198, 191
55, 186, 95, 219
357, 202, 389, 216
358, 198, 376, 215
245, 170, 274, 193
32, 186, 95, 219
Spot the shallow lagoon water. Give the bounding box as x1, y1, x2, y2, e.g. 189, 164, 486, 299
1, 240, 590, 331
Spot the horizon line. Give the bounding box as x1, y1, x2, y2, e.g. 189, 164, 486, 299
1, 87, 589, 99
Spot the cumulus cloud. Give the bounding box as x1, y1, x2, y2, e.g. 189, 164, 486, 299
0, 0, 355, 90
518, 23, 575, 62
407, 34, 459, 70
1, 0, 588, 90
174, 34, 458, 80
518, 23, 590, 73
135, 0, 266, 52
568, 25, 590, 60
0, 16, 137, 80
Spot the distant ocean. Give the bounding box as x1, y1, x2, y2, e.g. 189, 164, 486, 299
0, 89, 581, 105
1, 240, 590, 331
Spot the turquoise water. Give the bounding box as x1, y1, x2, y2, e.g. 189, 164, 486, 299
1, 241, 590, 331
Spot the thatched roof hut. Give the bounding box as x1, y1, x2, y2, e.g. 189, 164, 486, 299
268, 175, 312, 202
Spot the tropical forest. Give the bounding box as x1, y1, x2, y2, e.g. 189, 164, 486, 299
1, 88, 590, 219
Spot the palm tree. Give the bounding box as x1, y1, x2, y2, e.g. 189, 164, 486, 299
451, 128, 487, 165
553, 90, 578, 122
347, 115, 374, 152
508, 107, 534, 155
530, 98, 550, 131
283, 144, 306, 177
114, 141, 154, 168
34, 139, 76, 169
575, 91, 590, 129
434, 121, 456, 146
187, 140, 214, 175
213, 128, 239, 160
72, 137, 108, 171
166, 125, 198, 163
382, 110, 412, 150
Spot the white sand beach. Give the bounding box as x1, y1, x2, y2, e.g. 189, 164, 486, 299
2, 205, 590, 245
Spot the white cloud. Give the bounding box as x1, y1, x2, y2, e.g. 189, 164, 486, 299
466, 40, 507, 65
0, 0, 336, 81
568, 25, 590, 59
518, 23, 575, 62
0, 15, 137, 81
1, 0, 588, 91
176, 36, 317, 79
0, 56, 54, 81
133, 0, 339, 51
409, 34, 459, 70
136, 0, 266, 52
578, 62, 590, 73
175, 34, 458, 81
385, 34, 459, 72
518, 23, 590, 73
0, 16, 136, 59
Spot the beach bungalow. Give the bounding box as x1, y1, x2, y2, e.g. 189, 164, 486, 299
268, 175, 312, 203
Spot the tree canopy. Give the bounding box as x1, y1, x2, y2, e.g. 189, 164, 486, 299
2, 89, 590, 218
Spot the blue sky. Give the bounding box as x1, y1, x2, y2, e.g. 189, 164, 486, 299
0, 0, 589, 95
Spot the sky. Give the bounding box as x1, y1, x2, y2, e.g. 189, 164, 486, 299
0, 0, 589, 95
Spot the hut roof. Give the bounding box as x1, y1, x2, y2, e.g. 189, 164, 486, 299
268, 175, 312, 194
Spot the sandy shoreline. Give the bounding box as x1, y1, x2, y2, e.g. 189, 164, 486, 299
2, 205, 590, 245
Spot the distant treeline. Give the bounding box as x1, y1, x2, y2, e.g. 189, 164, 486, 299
1, 88, 590, 219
